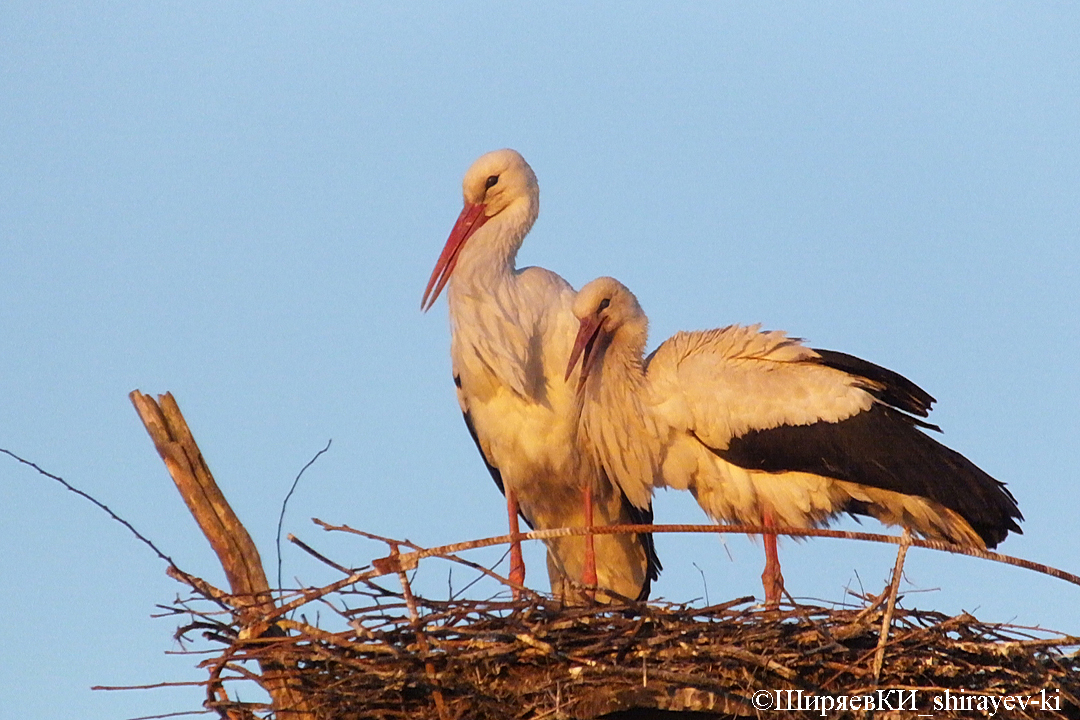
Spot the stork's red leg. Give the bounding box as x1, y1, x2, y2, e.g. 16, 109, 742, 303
761, 510, 785, 608
506, 491, 525, 599
582, 485, 597, 594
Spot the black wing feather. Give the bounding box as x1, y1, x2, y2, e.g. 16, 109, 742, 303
617, 478, 662, 601
718, 405, 1022, 547
812, 348, 936, 420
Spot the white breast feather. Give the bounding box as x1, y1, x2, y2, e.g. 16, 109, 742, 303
452, 270, 652, 599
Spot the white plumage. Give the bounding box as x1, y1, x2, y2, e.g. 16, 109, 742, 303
423, 151, 659, 601
567, 276, 1022, 606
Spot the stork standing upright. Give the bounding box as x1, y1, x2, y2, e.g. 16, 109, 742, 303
567, 277, 1022, 607
422, 151, 659, 601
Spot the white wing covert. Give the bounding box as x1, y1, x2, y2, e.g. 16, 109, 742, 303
646, 325, 875, 452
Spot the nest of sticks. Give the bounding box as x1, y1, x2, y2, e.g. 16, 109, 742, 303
118, 391, 1079, 720
168, 574, 1080, 720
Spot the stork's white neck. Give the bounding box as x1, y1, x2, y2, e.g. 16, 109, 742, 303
580, 318, 659, 511
443, 192, 572, 407
451, 197, 537, 288
587, 322, 649, 417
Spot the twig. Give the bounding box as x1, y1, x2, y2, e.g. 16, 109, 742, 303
850, 587, 891, 625
287, 535, 400, 599
167, 566, 233, 609
0, 446, 180, 569
125, 711, 214, 720
92, 681, 210, 691
276, 440, 332, 594
692, 562, 709, 606
392, 544, 421, 623
780, 585, 846, 652
387, 542, 449, 720
315, 519, 541, 600
873, 528, 912, 683
287, 533, 351, 575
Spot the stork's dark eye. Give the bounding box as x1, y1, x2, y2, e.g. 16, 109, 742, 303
598, 298, 611, 312
485, 175, 499, 190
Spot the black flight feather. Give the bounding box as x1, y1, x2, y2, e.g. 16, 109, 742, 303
811, 348, 936, 420
718, 405, 1022, 547
610, 466, 662, 600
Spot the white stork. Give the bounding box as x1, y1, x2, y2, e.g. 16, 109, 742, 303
422, 151, 660, 601
567, 276, 1022, 606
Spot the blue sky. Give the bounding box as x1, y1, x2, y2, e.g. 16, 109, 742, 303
2, 4, 1078, 718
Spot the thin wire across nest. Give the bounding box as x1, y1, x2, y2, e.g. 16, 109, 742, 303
163, 527, 1080, 720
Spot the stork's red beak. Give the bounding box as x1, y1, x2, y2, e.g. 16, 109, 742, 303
566, 314, 604, 392
422, 202, 489, 311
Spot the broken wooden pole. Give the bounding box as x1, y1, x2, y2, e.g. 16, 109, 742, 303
130, 390, 314, 720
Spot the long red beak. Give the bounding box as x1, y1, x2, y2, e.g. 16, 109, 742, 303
421, 202, 489, 311
565, 314, 604, 392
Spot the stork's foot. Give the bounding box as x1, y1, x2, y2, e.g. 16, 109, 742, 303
582, 546, 598, 602
582, 556, 598, 588
509, 540, 526, 600
761, 511, 784, 609
761, 563, 785, 609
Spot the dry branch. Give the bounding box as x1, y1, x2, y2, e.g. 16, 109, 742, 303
131, 390, 314, 719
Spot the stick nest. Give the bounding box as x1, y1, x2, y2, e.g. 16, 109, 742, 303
170, 586, 1080, 719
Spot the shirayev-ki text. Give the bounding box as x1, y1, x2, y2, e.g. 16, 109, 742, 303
751, 687, 1062, 715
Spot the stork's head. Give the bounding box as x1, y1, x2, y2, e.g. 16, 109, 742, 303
566, 277, 647, 390
422, 149, 540, 311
